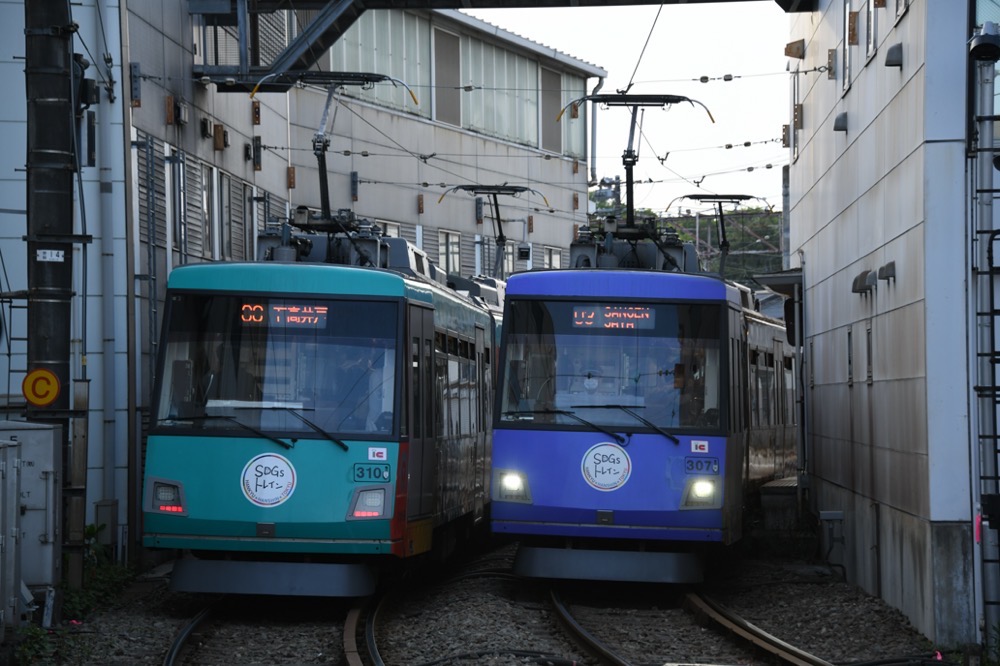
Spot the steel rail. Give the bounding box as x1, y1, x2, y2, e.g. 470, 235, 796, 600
163, 605, 214, 666
342, 606, 365, 666
549, 588, 632, 666
685, 593, 836, 666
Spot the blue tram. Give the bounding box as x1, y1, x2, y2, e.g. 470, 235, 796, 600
490, 222, 795, 583
142, 217, 502, 596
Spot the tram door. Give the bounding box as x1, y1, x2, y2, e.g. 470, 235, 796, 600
474, 325, 487, 520
407, 305, 435, 518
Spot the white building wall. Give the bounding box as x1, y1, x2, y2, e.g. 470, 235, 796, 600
789, 0, 976, 646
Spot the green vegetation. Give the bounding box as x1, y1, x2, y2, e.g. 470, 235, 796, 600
665, 206, 784, 283
60, 523, 135, 620
587, 188, 785, 285
11, 523, 134, 664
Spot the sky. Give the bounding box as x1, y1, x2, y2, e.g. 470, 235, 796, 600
461, 1, 792, 217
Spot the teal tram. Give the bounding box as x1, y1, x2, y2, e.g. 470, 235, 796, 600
142, 215, 503, 596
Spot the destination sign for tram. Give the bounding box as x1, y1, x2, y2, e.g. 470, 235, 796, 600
572, 305, 655, 330
241, 302, 329, 328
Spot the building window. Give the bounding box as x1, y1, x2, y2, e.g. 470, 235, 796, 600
842, 0, 852, 93
847, 326, 853, 387
865, 0, 877, 61
790, 68, 800, 163
544, 246, 562, 269
463, 40, 539, 146
243, 183, 255, 259
330, 11, 431, 117
201, 164, 215, 259
220, 173, 233, 259
504, 240, 517, 276
380, 221, 400, 237
439, 230, 461, 274
541, 68, 563, 153
434, 29, 461, 126
866, 323, 873, 384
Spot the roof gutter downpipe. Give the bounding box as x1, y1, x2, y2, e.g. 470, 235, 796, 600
589, 77, 604, 184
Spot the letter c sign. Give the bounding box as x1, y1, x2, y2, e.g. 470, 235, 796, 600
23, 369, 60, 407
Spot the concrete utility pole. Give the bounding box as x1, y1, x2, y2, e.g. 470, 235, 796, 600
25, 1, 88, 589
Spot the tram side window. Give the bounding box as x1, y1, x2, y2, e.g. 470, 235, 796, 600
435, 351, 448, 438
424, 339, 433, 440
465, 346, 482, 433
762, 352, 775, 426
448, 353, 460, 437
783, 355, 796, 425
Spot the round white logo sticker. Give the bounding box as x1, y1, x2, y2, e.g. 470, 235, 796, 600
581, 442, 631, 491
241, 453, 296, 507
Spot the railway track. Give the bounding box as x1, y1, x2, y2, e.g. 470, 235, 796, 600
162, 595, 346, 665
82, 547, 928, 666
551, 586, 838, 666
685, 592, 836, 666
163, 604, 214, 666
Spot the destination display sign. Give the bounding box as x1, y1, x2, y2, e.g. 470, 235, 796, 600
571, 305, 655, 330
241, 302, 329, 328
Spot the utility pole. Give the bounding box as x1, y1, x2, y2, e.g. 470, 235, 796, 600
25, 1, 89, 590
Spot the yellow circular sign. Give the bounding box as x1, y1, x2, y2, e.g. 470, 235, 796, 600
22, 369, 60, 407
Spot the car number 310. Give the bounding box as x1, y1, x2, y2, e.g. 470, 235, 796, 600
354, 463, 391, 482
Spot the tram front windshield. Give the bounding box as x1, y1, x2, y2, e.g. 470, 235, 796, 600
499, 299, 723, 430
154, 293, 397, 436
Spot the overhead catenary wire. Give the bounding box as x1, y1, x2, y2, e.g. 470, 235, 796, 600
617, 3, 665, 95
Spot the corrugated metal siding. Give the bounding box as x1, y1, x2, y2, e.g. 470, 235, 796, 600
460, 232, 476, 276
230, 177, 247, 261
184, 158, 206, 261
203, 22, 240, 68
136, 133, 167, 247
259, 11, 290, 67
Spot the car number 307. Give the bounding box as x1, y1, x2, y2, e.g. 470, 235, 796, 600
684, 457, 719, 474
354, 463, 391, 482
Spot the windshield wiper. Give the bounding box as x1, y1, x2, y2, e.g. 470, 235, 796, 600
164, 414, 296, 450
503, 409, 626, 445
573, 404, 680, 445
282, 408, 349, 451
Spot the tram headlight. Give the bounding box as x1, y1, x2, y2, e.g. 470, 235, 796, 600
692, 480, 715, 499
144, 479, 187, 516
494, 469, 532, 503
681, 478, 719, 509
349, 488, 386, 519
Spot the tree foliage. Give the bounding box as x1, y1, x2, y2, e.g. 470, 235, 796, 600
586, 198, 784, 286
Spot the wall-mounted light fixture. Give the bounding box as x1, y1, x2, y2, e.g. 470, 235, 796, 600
877, 261, 896, 282
833, 112, 848, 132
884, 42, 903, 68
852, 269, 873, 294
785, 39, 805, 59
970, 21, 1000, 62
213, 124, 226, 150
